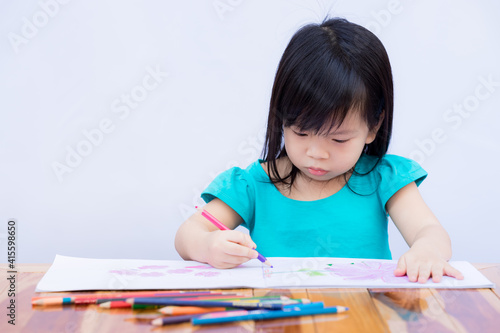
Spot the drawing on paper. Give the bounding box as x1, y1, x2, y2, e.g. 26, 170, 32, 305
262, 261, 409, 283
325, 261, 410, 283
109, 263, 222, 278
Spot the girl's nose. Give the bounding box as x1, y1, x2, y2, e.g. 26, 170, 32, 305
306, 139, 329, 159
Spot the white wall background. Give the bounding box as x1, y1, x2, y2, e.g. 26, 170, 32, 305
1, 0, 499, 264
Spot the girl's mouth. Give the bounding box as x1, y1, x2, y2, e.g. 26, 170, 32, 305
308, 167, 328, 176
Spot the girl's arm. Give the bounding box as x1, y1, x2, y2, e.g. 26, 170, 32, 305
174, 198, 259, 269
386, 182, 464, 283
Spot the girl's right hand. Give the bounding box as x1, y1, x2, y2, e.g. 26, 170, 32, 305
202, 230, 259, 269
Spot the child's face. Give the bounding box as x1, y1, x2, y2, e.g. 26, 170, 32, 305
283, 111, 377, 182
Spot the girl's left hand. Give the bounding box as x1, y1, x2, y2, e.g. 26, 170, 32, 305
394, 245, 464, 283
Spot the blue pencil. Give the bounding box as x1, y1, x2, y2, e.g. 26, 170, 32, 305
127, 297, 286, 309
192, 305, 348, 325
282, 302, 325, 310
150, 303, 325, 326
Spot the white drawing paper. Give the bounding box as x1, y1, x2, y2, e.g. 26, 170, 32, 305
35, 255, 495, 292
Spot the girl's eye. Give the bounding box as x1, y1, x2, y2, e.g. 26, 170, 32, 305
332, 139, 348, 143
293, 131, 307, 137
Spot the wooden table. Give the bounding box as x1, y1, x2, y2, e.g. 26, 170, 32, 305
1, 264, 499, 332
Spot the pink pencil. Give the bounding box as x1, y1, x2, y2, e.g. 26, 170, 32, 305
197, 207, 273, 267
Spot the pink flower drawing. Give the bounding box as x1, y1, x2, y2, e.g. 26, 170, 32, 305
167, 269, 193, 274
325, 261, 410, 283
195, 271, 220, 277
138, 265, 169, 269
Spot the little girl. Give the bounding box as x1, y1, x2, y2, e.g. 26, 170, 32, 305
175, 18, 463, 283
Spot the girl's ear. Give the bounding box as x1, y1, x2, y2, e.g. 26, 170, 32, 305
365, 111, 385, 144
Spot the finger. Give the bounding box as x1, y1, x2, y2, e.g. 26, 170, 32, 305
225, 231, 257, 249
209, 261, 233, 269
406, 262, 419, 282
394, 256, 407, 276
221, 256, 254, 267
417, 263, 432, 284
223, 241, 258, 259
207, 246, 255, 268
244, 234, 258, 250
210, 257, 249, 269
431, 264, 444, 283
444, 264, 464, 280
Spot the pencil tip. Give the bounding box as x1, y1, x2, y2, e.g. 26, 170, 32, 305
158, 306, 171, 315
151, 318, 162, 326
264, 260, 273, 267
99, 302, 111, 308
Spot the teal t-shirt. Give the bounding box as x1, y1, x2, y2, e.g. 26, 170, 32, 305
201, 154, 427, 259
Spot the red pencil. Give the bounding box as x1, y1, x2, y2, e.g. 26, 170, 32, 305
99, 301, 132, 309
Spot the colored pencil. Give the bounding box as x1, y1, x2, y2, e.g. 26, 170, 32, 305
192, 305, 348, 325
151, 314, 201, 325
32, 291, 237, 306
281, 302, 325, 310
31, 290, 214, 302
99, 301, 164, 309
94, 292, 242, 304
98, 294, 255, 308
127, 297, 286, 309
165, 295, 288, 302
126, 295, 291, 305
151, 303, 324, 326
162, 295, 273, 301
151, 309, 248, 326
197, 207, 273, 267
158, 306, 229, 315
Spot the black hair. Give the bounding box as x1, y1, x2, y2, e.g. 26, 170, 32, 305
262, 17, 393, 188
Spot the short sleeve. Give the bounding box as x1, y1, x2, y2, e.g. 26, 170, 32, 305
201, 167, 255, 226
376, 155, 428, 209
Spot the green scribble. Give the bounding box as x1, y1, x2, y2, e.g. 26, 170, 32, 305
298, 268, 326, 277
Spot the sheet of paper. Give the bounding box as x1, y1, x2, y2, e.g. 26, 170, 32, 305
35, 255, 495, 292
